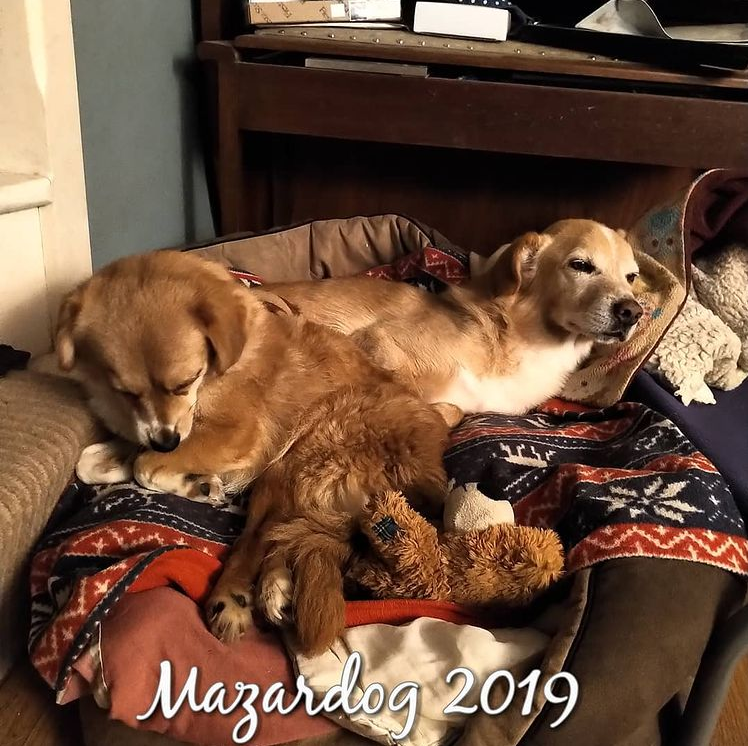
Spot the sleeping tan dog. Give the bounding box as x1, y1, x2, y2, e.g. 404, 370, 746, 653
263, 218, 642, 416
55, 250, 459, 652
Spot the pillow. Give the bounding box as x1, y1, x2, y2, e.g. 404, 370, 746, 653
73, 587, 339, 746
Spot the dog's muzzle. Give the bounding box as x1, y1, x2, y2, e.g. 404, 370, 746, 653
612, 299, 643, 329
148, 429, 181, 452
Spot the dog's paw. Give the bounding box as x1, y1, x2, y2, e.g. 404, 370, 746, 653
184, 474, 227, 505
256, 566, 293, 625
134, 453, 227, 504
206, 587, 254, 644
77, 441, 135, 484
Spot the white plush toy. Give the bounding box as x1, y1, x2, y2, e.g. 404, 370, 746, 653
444, 481, 515, 533
692, 244, 748, 370
646, 290, 746, 406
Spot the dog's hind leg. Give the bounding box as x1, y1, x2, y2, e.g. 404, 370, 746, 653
255, 553, 293, 625
206, 530, 271, 643
205, 479, 278, 643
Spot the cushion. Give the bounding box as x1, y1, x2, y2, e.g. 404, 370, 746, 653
513, 559, 744, 746
0, 371, 99, 682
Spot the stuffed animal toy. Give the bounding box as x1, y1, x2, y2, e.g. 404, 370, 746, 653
443, 480, 515, 532
646, 290, 746, 406
347, 487, 564, 608
692, 244, 748, 370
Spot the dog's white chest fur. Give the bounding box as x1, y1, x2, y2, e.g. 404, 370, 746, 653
432, 339, 591, 415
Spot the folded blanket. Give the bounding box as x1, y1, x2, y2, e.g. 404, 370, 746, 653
68, 587, 339, 746
447, 401, 748, 573
628, 371, 748, 522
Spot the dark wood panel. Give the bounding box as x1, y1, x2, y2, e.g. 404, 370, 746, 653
713, 657, 748, 746
243, 133, 696, 252
234, 30, 748, 90
198, 0, 243, 42
0, 659, 82, 746
233, 63, 748, 169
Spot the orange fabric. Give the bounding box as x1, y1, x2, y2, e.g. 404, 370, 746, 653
540, 397, 594, 414
95, 588, 338, 746
128, 548, 222, 604
131, 551, 483, 629
344, 599, 482, 628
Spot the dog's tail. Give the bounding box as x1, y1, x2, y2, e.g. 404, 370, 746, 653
267, 513, 355, 656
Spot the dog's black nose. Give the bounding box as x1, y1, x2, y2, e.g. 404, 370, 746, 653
613, 299, 643, 327
149, 430, 181, 452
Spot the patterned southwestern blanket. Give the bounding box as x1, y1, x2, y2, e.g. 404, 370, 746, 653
29, 245, 748, 701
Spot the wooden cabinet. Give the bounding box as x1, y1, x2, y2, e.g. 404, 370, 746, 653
197, 5, 748, 251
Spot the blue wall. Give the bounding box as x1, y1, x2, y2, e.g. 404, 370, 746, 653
71, 0, 215, 268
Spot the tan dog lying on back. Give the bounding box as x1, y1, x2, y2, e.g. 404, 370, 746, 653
265, 219, 643, 415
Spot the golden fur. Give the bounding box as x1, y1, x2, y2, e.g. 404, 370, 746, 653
55, 250, 460, 653
55, 218, 639, 653
208, 389, 456, 654
264, 219, 642, 415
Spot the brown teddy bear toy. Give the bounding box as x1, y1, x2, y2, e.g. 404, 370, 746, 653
347, 487, 564, 608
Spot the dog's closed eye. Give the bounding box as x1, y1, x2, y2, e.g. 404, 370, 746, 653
159, 371, 203, 396
168, 382, 195, 396
169, 384, 192, 396
113, 387, 141, 404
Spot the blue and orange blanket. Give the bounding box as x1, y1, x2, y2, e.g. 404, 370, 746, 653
29, 247, 748, 700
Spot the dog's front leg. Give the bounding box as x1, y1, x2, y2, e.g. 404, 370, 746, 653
133, 425, 269, 504
77, 439, 138, 484
133, 437, 229, 504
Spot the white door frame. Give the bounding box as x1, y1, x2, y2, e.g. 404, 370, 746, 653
0, 0, 91, 354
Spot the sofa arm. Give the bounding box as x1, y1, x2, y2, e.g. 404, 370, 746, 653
0, 370, 100, 682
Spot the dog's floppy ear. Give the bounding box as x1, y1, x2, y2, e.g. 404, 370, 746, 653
431, 402, 463, 428
491, 231, 548, 297
55, 287, 84, 371
193, 290, 248, 375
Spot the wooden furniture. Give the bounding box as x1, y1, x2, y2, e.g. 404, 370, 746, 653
197, 2, 748, 249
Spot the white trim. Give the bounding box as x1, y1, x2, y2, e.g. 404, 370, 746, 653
0, 0, 91, 354
35, 0, 92, 332
0, 172, 52, 215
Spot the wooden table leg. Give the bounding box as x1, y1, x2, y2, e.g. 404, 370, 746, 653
216, 60, 244, 234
